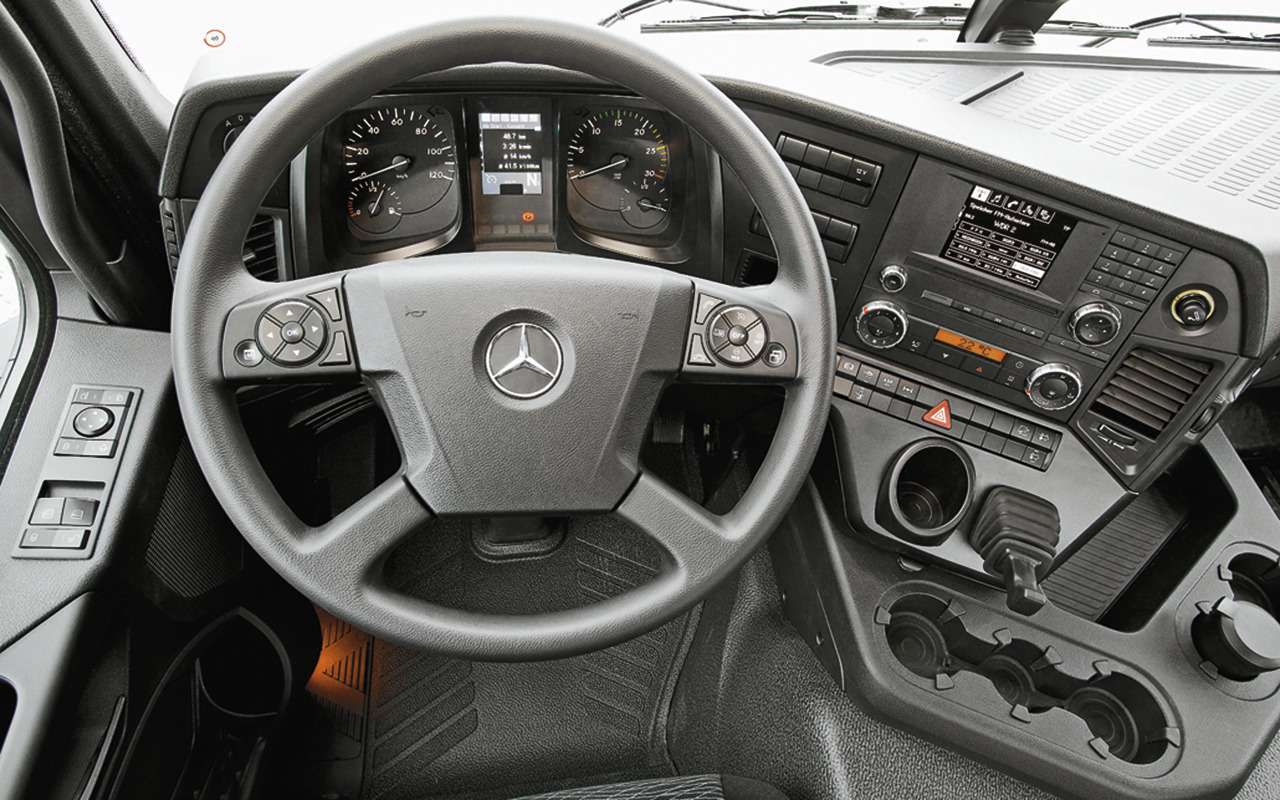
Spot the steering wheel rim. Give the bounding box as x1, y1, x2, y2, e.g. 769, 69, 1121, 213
172, 17, 835, 661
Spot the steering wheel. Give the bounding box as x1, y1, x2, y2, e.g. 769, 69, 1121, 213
172, 18, 835, 661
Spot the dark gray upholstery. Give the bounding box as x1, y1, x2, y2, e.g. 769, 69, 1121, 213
513, 775, 787, 800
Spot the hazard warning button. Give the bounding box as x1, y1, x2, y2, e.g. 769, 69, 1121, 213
922, 400, 952, 430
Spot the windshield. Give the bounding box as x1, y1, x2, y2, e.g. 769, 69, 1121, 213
94, 0, 1280, 102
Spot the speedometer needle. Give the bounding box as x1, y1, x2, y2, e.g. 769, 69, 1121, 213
571, 157, 630, 180
355, 157, 411, 181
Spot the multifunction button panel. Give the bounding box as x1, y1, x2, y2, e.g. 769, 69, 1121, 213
15, 384, 140, 560
684, 289, 797, 378
750, 209, 858, 263
775, 133, 883, 206
223, 283, 355, 381
832, 351, 1062, 471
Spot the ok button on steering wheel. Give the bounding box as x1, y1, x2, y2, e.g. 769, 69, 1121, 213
257, 300, 328, 365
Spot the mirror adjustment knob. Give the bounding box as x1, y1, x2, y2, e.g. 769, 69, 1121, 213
72, 406, 115, 438
1069, 301, 1122, 346
1193, 596, 1280, 681
1171, 289, 1215, 329
1025, 363, 1083, 411
856, 300, 909, 350
879, 264, 908, 294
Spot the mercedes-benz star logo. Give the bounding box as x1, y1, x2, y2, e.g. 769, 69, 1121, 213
485, 323, 563, 399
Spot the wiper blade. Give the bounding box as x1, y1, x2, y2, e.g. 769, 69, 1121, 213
600, 0, 757, 28
1086, 12, 1280, 47
1148, 32, 1280, 50
642, 11, 1136, 39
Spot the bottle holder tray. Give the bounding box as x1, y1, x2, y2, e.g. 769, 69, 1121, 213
875, 583, 1181, 777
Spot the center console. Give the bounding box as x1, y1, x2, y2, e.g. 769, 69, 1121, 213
744, 102, 1278, 800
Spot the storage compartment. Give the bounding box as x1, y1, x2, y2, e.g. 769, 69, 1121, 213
109, 609, 301, 800
1044, 447, 1235, 629
881, 592, 1178, 767
877, 439, 973, 546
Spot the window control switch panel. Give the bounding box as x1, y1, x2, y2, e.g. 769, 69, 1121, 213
13, 384, 140, 560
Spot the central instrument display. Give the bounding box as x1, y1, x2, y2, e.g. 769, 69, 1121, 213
477, 111, 545, 195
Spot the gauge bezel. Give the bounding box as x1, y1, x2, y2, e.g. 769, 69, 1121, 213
312, 94, 466, 267
559, 97, 690, 255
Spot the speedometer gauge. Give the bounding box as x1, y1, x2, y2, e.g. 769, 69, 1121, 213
567, 109, 670, 230
342, 107, 456, 215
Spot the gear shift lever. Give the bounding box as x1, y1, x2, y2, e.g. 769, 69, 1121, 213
969, 487, 1061, 615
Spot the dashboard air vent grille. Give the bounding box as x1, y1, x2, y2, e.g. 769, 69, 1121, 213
242, 214, 281, 281
1091, 347, 1211, 439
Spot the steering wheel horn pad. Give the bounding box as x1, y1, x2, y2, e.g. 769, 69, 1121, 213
172, 18, 835, 660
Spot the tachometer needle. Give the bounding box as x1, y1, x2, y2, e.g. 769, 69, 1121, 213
571, 157, 630, 180
355, 157, 411, 181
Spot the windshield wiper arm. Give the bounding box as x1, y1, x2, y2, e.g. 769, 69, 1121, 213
600, 0, 758, 28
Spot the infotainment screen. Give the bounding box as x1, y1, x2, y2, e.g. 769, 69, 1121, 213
477, 111, 543, 195
940, 184, 1078, 290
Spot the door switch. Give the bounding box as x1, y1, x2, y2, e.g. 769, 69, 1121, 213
61, 498, 99, 526
20, 528, 88, 550
29, 497, 65, 526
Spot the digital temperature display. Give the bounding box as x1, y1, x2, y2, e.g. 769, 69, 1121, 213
934, 329, 1007, 363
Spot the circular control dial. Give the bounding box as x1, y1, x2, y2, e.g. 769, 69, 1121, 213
879, 265, 907, 293
1070, 301, 1122, 347
1025, 363, 1083, 411
856, 300, 909, 350
707, 305, 768, 365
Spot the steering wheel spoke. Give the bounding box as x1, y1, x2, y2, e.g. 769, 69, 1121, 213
219, 270, 361, 384
616, 472, 738, 585
677, 278, 800, 385
300, 476, 433, 581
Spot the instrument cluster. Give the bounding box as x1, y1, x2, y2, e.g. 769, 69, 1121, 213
311, 94, 693, 268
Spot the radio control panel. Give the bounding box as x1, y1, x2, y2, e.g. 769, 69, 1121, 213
843, 158, 1202, 425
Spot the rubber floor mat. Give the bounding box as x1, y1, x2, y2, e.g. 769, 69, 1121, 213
297, 516, 695, 800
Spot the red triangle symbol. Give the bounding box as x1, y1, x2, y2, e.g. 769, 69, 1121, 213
923, 400, 952, 430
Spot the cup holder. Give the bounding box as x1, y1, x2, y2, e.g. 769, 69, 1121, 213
880, 593, 1176, 766
878, 439, 974, 546
1227, 553, 1280, 614
1063, 675, 1167, 764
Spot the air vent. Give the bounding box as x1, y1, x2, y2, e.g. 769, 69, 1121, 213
1091, 348, 1212, 439
242, 214, 281, 281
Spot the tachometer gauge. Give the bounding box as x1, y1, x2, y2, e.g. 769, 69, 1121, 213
567, 109, 670, 230
346, 179, 402, 234
342, 107, 456, 215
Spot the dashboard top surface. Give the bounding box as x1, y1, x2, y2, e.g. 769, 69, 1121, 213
163, 38, 1280, 357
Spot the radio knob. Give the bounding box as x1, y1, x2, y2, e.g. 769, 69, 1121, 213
1069, 301, 1122, 347
1025, 363, 1083, 411
856, 300, 909, 350
879, 264, 908, 293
